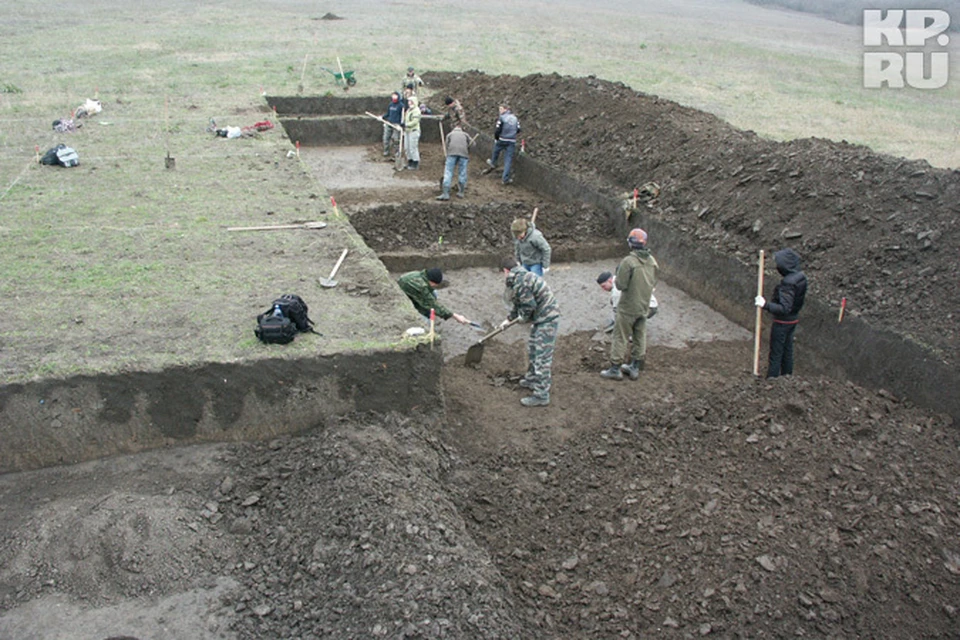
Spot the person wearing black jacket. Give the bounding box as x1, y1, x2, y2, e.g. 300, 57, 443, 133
381, 92, 404, 157
756, 248, 807, 378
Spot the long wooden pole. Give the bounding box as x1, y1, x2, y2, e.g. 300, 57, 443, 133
753, 249, 765, 376
439, 121, 447, 157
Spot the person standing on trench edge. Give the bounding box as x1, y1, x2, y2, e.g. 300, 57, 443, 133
601, 228, 659, 381
487, 104, 520, 185
499, 256, 560, 407
756, 248, 807, 378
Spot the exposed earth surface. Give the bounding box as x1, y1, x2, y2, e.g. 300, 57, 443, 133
1, 73, 959, 639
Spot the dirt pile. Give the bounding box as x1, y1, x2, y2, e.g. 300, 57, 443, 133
428, 72, 960, 362
213, 413, 534, 639
441, 366, 960, 638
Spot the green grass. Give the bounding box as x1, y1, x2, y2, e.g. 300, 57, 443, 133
1, 0, 957, 381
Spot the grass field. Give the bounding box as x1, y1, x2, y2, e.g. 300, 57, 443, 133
1, 0, 957, 381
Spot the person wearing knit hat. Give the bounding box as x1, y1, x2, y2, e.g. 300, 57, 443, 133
600, 228, 659, 380
397, 268, 472, 326
597, 269, 658, 333
512, 217, 552, 277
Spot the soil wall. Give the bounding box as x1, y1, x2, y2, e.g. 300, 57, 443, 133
0, 348, 443, 474
514, 152, 960, 419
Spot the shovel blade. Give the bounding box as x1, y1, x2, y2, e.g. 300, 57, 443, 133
464, 342, 485, 366
319, 278, 338, 288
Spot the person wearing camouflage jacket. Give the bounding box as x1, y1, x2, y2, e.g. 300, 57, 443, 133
500, 257, 561, 407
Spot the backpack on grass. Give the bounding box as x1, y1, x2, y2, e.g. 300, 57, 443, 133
254, 294, 320, 344
40, 144, 79, 167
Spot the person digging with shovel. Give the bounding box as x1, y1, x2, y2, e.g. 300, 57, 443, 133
397, 268, 472, 326
499, 256, 561, 407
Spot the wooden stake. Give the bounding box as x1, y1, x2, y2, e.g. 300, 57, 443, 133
838, 297, 847, 323
429, 309, 436, 350
753, 249, 765, 377
530, 207, 539, 224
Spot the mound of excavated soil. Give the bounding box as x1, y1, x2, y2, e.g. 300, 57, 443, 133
426, 71, 959, 363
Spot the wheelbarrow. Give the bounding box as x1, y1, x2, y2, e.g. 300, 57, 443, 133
319, 65, 357, 89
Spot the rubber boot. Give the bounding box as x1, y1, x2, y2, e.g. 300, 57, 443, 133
600, 365, 623, 380
411, 160, 419, 171
456, 184, 465, 198
436, 190, 450, 201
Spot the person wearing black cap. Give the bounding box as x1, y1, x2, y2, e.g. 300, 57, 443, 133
397, 268, 471, 325
597, 271, 658, 333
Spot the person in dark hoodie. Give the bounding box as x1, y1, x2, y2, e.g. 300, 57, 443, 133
381, 92, 404, 157
756, 248, 807, 378
601, 228, 659, 381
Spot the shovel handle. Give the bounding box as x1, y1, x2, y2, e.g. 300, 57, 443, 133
328, 248, 349, 280
477, 317, 521, 344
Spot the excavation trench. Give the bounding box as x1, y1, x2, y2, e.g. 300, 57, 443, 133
276, 93, 960, 421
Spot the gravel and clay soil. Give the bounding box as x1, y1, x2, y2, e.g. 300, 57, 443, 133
2, 73, 960, 639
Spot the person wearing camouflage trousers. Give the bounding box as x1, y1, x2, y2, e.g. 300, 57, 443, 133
499, 257, 561, 407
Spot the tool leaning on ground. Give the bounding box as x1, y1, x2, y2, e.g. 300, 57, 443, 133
464, 317, 521, 366
319, 248, 349, 288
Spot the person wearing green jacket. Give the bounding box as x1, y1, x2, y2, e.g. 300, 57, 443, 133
397, 268, 471, 325
403, 97, 422, 170
601, 228, 659, 380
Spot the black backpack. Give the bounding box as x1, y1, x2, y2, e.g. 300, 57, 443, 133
40, 144, 79, 167
254, 294, 319, 344
254, 312, 297, 344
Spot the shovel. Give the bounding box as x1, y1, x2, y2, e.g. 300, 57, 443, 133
464, 318, 521, 366
319, 248, 348, 288
228, 221, 327, 232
